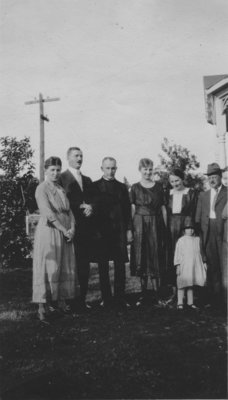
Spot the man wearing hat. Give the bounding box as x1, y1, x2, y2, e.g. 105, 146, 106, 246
195, 163, 227, 307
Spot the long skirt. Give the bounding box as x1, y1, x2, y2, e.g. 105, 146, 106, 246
166, 214, 185, 286
32, 215, 78, 304
131, 214, 160, 278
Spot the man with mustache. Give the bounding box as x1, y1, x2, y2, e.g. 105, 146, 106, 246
59, 147, 93, 311
195, 163, 227, 308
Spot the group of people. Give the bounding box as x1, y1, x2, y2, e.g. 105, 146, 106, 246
32, 147, 228, 321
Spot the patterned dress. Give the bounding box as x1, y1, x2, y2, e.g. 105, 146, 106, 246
130, 182, 165, 278
32, 181, 79, 303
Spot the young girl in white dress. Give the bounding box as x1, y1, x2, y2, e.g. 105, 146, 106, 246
174, 216, 207, 310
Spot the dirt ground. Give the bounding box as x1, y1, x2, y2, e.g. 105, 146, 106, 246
0, 264, 227, 400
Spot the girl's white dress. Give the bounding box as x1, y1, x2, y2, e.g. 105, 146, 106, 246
174, 235, 207, 289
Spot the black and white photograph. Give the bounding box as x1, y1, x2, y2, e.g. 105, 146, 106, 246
0, 0, 227, 399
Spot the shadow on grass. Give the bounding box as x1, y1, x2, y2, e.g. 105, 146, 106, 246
0, 264, 227, 400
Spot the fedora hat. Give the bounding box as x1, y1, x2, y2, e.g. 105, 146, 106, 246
205, 163, 222, 176
183, 216, 195, 229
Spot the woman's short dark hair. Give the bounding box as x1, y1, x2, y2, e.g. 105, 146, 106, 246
138, 158, 153, 170
170, 168, 185, 181
44, 157, 62, 170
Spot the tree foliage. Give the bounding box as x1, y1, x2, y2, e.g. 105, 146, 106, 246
159, 137, 200, 172
0, 136, 34, 178
158, 137, 203, 191
0, 136, 39, 268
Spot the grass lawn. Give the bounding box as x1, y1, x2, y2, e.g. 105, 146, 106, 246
0, 262, 227, 400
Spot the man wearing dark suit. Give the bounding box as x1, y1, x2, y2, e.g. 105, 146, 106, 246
93, 157, 132, 309
59, 147, 93, 310
195, 163, 227, 307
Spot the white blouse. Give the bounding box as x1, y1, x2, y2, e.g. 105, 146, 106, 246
171, 187, 189, 214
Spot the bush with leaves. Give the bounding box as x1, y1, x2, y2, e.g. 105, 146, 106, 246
158, 137, 204, 192
159, 137, 200, 172
0, 136, 39, 268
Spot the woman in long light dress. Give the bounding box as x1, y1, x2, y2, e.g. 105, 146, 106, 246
33, 157, 79, 321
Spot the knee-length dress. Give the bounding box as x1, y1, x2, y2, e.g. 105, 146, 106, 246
174, 235, 207, 289
166, 187, 197, 285
33, 181, 79, 303
130, 182, 165, 278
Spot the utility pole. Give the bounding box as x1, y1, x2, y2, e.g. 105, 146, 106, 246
25, 93, 60, 182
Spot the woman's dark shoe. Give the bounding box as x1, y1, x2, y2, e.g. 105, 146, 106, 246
78, 302, 92, 313
114, 299, 130, 311
164, 294, 177, 307
136, 296, 145, 307
154, 299, 167, 308
100, 299, 113, 310
48, 305, 63, 318
62, 305, 73, 315
187, 304, 199, 311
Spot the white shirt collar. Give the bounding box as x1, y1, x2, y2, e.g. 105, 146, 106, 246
103, 176, 115, 181
68, 166, 81, 176
68, 167, 83, 190
170, 187, 189, 195
211, 185, 222, 193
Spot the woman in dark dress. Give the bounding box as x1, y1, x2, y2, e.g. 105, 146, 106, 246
130, 158, 167, 305
165, 169, 197, 304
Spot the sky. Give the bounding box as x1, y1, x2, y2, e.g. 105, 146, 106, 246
0, 0, 228, 183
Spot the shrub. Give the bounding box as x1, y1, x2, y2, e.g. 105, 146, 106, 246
0, 137, 38, 268
157, 137, 204, 192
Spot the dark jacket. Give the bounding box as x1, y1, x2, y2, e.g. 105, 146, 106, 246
166, 188, 197, 219
58, 169, 94, 242
195, 185, 228, 246
92, 177, 132, 262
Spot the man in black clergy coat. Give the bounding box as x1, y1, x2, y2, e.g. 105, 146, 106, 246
59, 147, 94, 311
93, 157, 133, 309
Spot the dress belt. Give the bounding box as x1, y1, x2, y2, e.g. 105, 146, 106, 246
135, 207, 156, 216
